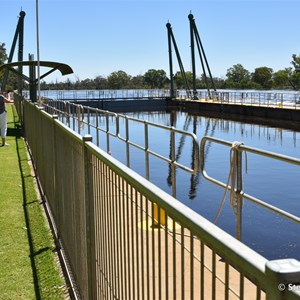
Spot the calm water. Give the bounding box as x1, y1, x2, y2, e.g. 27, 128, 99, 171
81, 109, 300, 261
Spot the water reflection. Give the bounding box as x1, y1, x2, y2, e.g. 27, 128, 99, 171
85, 110, 300, 260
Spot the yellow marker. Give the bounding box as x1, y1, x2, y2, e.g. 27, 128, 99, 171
137, 203, 181, 231
153, 203, 166, 226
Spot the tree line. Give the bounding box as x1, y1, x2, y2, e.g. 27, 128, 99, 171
1, 42, 300, 91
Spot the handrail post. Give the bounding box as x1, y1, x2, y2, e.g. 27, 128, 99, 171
170, 127, 176, 198
83, 134, 96, 300
235, 145, 243, 241
52, 115, 60, 236
265, 259, 300, 299
144, 121, 150, 180
106, 113, 110, 154
125, 116, 130, 167
65, 101, 70, 127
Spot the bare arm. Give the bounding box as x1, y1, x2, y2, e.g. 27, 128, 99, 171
2, 95, 13, 104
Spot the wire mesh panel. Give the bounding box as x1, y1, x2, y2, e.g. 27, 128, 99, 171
53, 123, 88, 295
86, 143, 269, 300
23, 101, 89, 298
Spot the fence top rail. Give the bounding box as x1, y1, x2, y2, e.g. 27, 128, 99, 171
83, 104, 199, 139
84, 138, 269, 287
200, 135, 300, 168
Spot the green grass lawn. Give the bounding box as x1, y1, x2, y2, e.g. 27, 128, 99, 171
0, 105, 67, 300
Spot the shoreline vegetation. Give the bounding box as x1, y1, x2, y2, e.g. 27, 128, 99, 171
35, 61, 300, 91
0, 105, 68, 299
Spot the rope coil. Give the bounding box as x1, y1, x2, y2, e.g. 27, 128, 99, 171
77, 104, 84, 130
214, 141, 247, 223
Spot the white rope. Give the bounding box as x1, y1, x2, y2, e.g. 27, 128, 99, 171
77, 105, 84, 131
213, 141, 247, 223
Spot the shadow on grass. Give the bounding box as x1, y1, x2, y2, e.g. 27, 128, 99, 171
9, 106, 69, 299
10, 107, 42, 299
7, 126, 22, 139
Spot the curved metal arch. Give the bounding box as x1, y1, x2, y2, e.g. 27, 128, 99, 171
0, 60, 73, 83
0, 60, 73, 101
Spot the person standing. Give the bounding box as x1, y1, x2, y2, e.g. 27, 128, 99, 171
0, 91, 14, 147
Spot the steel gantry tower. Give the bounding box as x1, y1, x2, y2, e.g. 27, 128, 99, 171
1, 10, 26, 93
166, 21, 191, 99
188, 13, 217, 100
167, 14, 217, 101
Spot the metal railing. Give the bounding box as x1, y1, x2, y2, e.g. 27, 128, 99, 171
41, 99, 199, 198
177, 90, 300, 109
34, 97, 300, 241
200, 136, 300, 226
26, 97, 300, 230
22, 89, 300, 109
15, 98, 300, 299
23, 89, 171, 101
13, 94, 300, 299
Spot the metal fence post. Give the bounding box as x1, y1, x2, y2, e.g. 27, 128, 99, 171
170, 128, 176, 198
52, 115, 60, 236
235, 145, 243, 241
83, 134, 96, 300
265, 259, 300, 299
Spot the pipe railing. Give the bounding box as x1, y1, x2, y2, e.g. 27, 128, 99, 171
200, 136, 300, 225
30, 97, 300, 226
179, 90, 300, 109
21, 89, 300, 109
41, 98, 300, 225
42, 99, 199, 198
26, 89, 171, 100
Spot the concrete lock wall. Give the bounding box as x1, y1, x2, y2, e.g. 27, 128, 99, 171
72, 99, 300, 130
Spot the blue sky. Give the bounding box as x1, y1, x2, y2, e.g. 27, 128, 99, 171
1, 0, 300, 83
